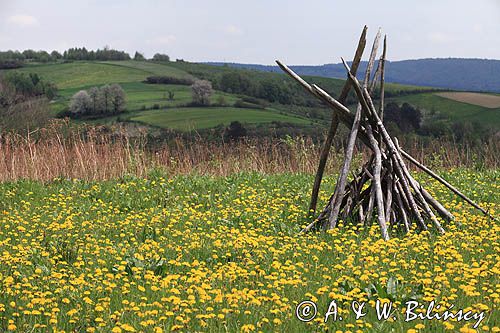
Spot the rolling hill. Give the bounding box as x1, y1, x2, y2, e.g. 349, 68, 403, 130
9, 60, 317, 133
3, 59, 499, 134
208, 58, 500, 93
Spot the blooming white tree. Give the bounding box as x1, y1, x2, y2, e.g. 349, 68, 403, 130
69, 90, 91, 115
109, 84, 126, 113
191, 80, 213, 106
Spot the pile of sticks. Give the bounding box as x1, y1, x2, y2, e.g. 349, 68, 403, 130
277, 26, 495, 240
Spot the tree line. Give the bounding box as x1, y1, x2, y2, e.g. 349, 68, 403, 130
0, 48, 172, 68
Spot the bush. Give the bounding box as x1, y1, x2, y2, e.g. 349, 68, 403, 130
241, 96, 267, 106
233, 99, 265, 109
69, 90, 91, 115
219, 72, 253, 94
383, 102, 422, 132
0, 60, 23, 69
224, 121, 247, 141
144, 76, 194, 86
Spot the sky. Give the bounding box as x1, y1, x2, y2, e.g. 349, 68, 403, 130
1, 0, 499, 65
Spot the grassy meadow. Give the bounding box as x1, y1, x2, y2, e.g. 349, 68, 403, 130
10, 60, 499, 133
15, 61, 319, 130
0, 169, 498, 332
130, 107, 312, 131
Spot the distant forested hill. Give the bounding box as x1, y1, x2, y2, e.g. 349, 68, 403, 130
207, 58, 500, 93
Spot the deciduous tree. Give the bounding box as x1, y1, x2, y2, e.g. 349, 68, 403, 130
69, 90, 91, 115
191, 80, 213, 106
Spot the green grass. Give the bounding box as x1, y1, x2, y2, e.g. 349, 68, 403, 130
389, 92, 500, 126
18, 61, 191, 90
101, 61, 192, 78
18, 62, 147, 89
0, 169, 498, 332
120, 82, 239, 112
130, 107, 312, 131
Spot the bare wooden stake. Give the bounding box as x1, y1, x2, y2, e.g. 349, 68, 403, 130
307, 25, 368, 215
400, 148, 496, 220
379, 35, 387, 120
325, 36, 382, 230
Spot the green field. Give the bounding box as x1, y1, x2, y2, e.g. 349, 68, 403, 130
0, 169, 498, 332
16, 61, 197, 115
18, 62, 153, 89
15, 61, 313, 131
130, 107, 312, 131
8, 60, 500, 132
119, 83, 239, 112
19, 61, 191, 89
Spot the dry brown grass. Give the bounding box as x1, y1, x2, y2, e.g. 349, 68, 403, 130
0, 121, 498, 181
435, 92, 500, 108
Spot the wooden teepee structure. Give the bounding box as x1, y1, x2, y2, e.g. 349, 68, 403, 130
276, 26, 495, 240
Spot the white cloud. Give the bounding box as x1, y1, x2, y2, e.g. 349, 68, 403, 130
224, 25, 242, 36
7, 14, 38, 27
146, 35, 176, 45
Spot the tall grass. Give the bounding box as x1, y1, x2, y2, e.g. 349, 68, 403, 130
0, 120, 498, 181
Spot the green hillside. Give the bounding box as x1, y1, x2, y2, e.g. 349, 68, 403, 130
10, 60, 319, 132
389, 93, 500, 126
5, 59, 499, 134
131, 107, 312, 131
17, 62, 154, 89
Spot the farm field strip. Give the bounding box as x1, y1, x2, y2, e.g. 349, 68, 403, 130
130, 107, 313, 131
435, 92, 500, 108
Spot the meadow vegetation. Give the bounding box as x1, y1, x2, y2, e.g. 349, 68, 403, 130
0, 165, 498, 332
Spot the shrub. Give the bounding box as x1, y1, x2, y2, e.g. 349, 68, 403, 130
233, 100, 265, 109
144, 76, 194, 86
224, 121, 247, 141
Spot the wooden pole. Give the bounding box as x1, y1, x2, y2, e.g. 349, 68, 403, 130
367, 125, 389, 239
307, 26, 368, 214
379, 35, 387, 120
400, 148, 496, 220
325, 33, 381, 230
